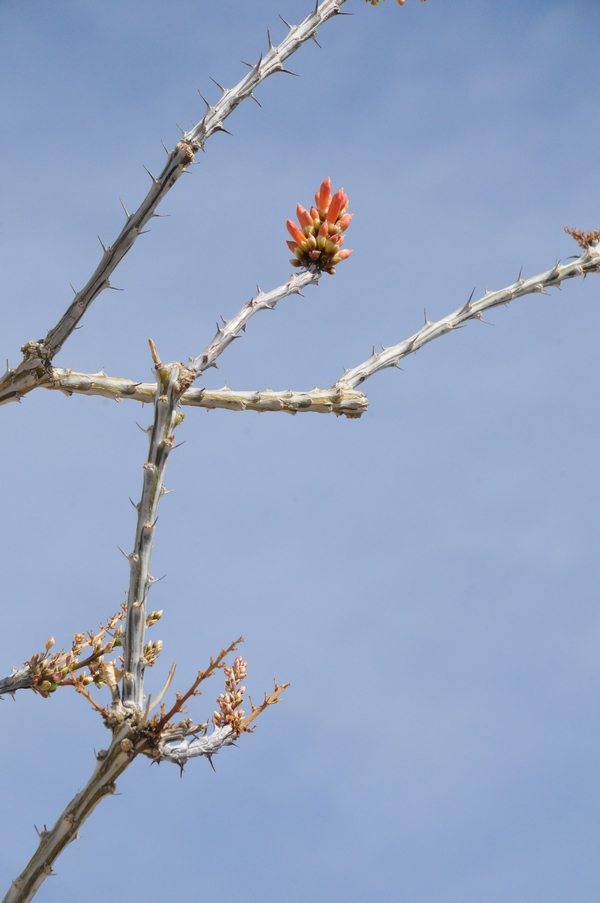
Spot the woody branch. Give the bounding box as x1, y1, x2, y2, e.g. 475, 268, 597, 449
0, 0, 347, 407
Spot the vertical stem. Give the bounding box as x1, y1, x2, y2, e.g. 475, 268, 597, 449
121, 345, 188, 710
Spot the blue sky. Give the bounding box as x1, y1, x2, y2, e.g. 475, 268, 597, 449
1, 1, 599, 900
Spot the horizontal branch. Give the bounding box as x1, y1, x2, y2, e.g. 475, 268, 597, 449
158, 723, 236, 768
335, 246, 600, 389
46, 370, 368, 417
0, 667, 32, 697
0, 0, 346, 407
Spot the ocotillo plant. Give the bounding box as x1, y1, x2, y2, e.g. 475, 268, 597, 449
1, 1, 598, 900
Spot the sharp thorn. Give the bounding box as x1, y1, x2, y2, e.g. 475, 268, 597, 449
267, 27, 273, 49
215, 125, 233, 136
241, 60, 254, 69
143, 165, 157, 182
209, 76, 226, 93
311, 34, 322, 48
278, 67, 300, 77
198, 90, 212, 110
119, 198, 131, 218
98, 235, 108, 253
161, 139, 170, 155
70, 283, 77, 295
106, 284, 124, 292
279, 14, 293, 29
249, 92, 262, 107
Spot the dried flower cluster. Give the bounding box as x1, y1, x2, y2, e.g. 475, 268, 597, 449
213, 655, 247, 734
564, 226, 600, 249
26, 605, 162, 699
286, 177, 353, 275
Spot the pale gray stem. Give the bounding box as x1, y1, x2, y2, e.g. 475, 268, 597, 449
0, 0, 346, 406
2, 724, 137, 903
188, 270, 319, 377
0, 668, 32, 697
184, 0, 345, 152
121, 358, 188, 711
159, 724, 236, 768
335, 247, 600, 389
45, 370, 369, 417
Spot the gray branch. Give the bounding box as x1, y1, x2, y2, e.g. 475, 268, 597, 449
2, 724, 137, 903
188, 270, 320, 377
0, 0, 347, 407
336, 246, 600, 389
46, 369, 369, 417
121, 351, 190, 712
158, 724, 237, 768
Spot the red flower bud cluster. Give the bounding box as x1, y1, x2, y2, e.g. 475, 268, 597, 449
286, 177, 353, 275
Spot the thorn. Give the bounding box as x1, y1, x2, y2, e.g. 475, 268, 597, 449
423, 308, 431, 325
277, 66, 300, 77
161, 140, 170, 155
214, 124, 233, 136
459, 288, 475, 314
267, 27, 273, 49
70, 283, 77, 295
143, 165, 157, 183
117, 547, 131, 560
136, 229, 151, 236
517, 267, 524, 283
129, 497, 138, 509
249, 92, 262, 107
241, 60, 255, 69
206, 753, 216, 772
149, 573, 167, 585
279, 14, 293, 29
209, 76, 226, 93
311, 34, 322, 48
119, 198, 131, 218
175, 122, 185, 136
198, 90, 213, 111
106, 283, 124, 292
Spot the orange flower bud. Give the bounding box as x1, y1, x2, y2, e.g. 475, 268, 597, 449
286, 219, 305, 245
296, 204, 313, 231
326, 188, 346, 224
338, 213, 353, 231
315, 177, 332, 212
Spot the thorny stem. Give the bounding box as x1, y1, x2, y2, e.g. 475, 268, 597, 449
2, 725, 143, 903
121, 342, 193, 711
188, 271, 319, 377
335, 247, 600, 389
45, 370, 369, 418
0, 0, 347, 407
